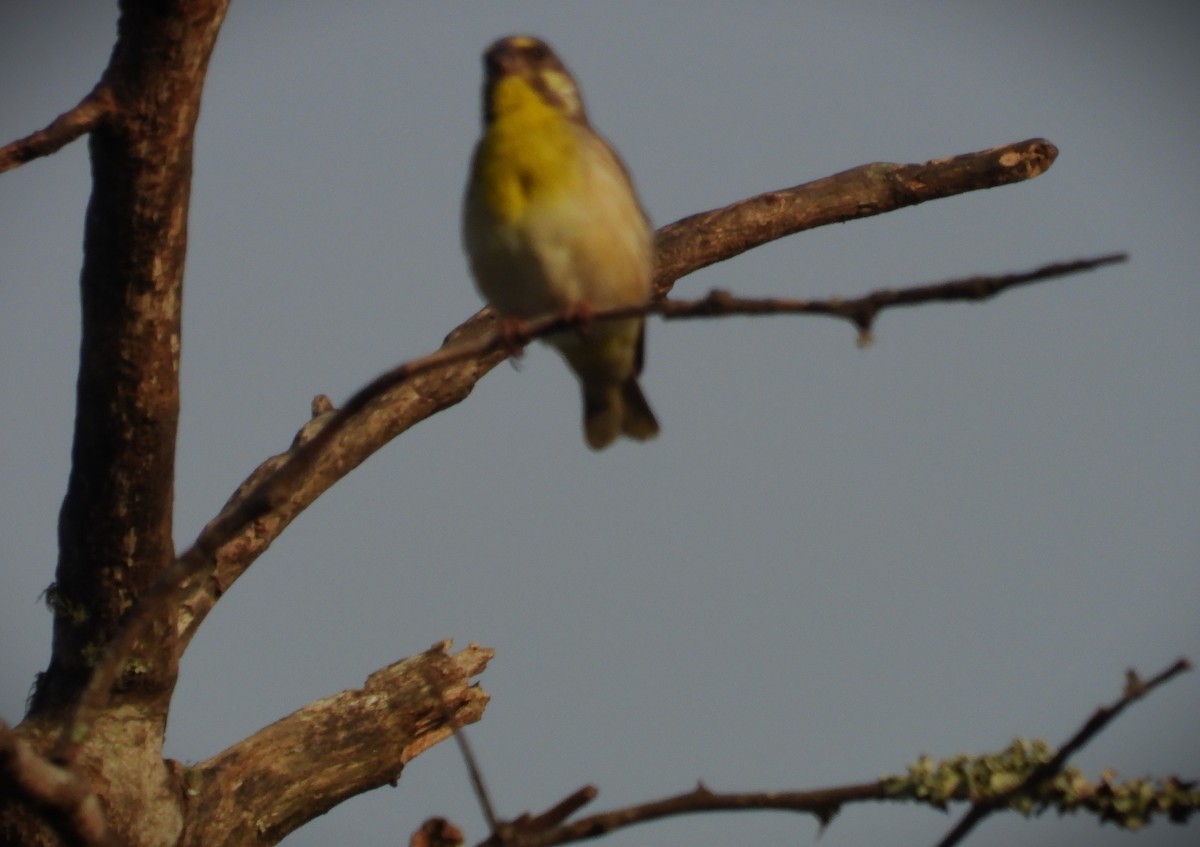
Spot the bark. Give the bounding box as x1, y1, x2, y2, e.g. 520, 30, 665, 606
5, 2, 228, 845
34, 0, 229, 718
178, 644, 491, 847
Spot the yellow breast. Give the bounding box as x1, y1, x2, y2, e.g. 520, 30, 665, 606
469, 76, 581, 224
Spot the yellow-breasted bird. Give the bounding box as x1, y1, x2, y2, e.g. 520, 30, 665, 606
462, 35, 660, 450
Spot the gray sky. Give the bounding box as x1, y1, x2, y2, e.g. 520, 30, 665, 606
1, 3, 1197, 847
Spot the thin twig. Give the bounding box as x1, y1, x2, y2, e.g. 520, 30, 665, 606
0, 83, 114, 173
481, 781, 886, 847
455, 728, 499, 832
226, 252, 1131, 463
934, 658, 1193, 847
469, 657, 1191, 847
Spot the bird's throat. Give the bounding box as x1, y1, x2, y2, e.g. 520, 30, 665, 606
476, 77, 580, 222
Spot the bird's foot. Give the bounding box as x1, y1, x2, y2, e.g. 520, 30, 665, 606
565, 301, 596, 337
495, 316, 531, 358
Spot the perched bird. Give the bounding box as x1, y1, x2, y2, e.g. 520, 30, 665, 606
462, 35, 660, 450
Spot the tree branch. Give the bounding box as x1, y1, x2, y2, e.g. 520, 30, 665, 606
169, 139, 1065, 649
314, 252, 1123, 375
483, 782, 885, 847
934, 658, 1193, 847
673, 252, 1126, 344
0, 83, 115, 173
652, 138, 1058, 290
34, 0, 232, 727
178, 642, 492, 847
173, 250, 1123, 641
463, 660, 1194, 847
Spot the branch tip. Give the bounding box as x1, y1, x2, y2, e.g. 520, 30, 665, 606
934, 657, 1191, 847
0, 83, 114, 173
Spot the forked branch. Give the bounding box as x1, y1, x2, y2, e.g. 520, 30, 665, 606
167, 143, 1079, 647
457, 660, 1194, 847
934, 657, 1193, 847
171, 140, 1067, 642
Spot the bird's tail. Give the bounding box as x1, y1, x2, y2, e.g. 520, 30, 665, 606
583, 377, 659, 450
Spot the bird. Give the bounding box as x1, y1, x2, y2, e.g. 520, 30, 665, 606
462, 35, 660, 450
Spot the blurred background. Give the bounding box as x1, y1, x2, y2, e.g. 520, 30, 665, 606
1, 3, 1196, 846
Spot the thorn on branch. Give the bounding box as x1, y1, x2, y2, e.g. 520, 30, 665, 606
529, 787, 600, 829
481, 787, 599, 847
